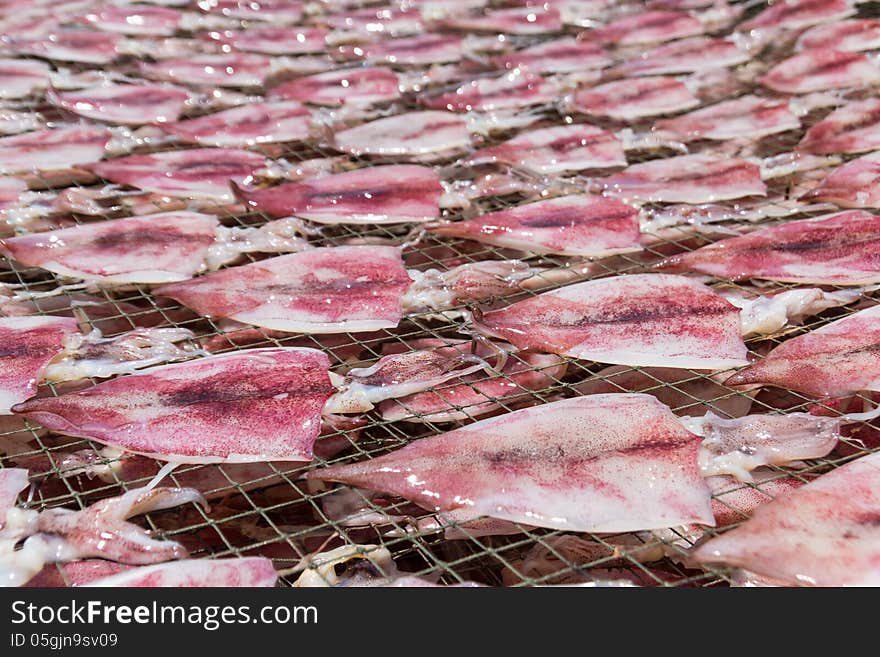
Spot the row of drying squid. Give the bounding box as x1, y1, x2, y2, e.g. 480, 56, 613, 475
3, 0, 880, 587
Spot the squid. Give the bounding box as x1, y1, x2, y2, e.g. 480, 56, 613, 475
652, 95, 804, 142
5, 29, 123, 65
0, 468, 27, 527
87, 148, 268, 203
46, 82, 192, 125
567, 76, 700, 122
76, 3, 228, 36
420, 70, 564, 113
344, 34, 465, 66
307, 394, 715, 533
573, 365, 755, 418
800, 151, 880, 208
427, 194, 642, 257
158, 101, 314, 147
460, 124, 628, 175
760, 50, 880, 94
331, 110, 541, 162
718, 286, 862, 337
798, 98, 880, 154
472, 273, 749, 369
725, 304, 880, 398
692, 450, 880, 586
684, 411, 853, 482
434, 6, 563, 35
0, 58, 50, 99
737, 0, 856, 44
598, 154, 767, 204
153, 245, 534, 333
0, 178, 28, 215
1, 476, 207, 587
657, 210, 880, 285
232, 164, 442, 224
204, 26, 327, 56
30, 557, 277, 587
325, 4, 423, 38
13, 343, 493, 463
492, 37, 611, 74
0, 211, 309, 287
0, 315, 197, 414
612, 36, 750, 76
377, 339, 567, 423
0, 126, 111, 175
269, 67, 401, 107
198, 0, 305, 23
582, 10, 709, 46
796, 18, 880, 52
139, 53, 277, 88
0, 108, 41, 136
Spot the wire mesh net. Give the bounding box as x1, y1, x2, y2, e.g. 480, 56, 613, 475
2, 0, 879, 587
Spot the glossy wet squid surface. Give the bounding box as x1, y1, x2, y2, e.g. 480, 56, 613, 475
693, 450, 880, 586
13, 348, 336, 463
473, 274, 749, 369
309, 394, 714, 533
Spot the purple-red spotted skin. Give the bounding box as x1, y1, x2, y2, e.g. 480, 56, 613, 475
428, 194, 641, 257
77, 4, 182, 36
34, 486, 204, 564
657, 211, 880, 284
13, 347, 336, 463
796, 18, 880, 52
333, 110, 470, 159
324, 3, 422, 34
6, 29, 122, 65
760, 49, 880, 94
205, 26, 327, 56
725, 304, 880, 398
615, 36, 749, 76
309, 394, 714, 533
0, 58, 50, 100
798, 98, 880, 154
204, 0, 305, 23
491, 37, 611, 74
437, 7, 563, 35
87, 148, 266, 202
0, 468, 28, 527
0, 212, 219, 285
474, 273, 749, 369
139, 53, 271, 87
654, 95, 800, 141
269, 66, 401, 106
740, 0, 855, 34
81, 558, 278, 587
0, 126, 110, 174
357, 34, 464, 66
583, 10, 704, 45
463, 124, 627, 174
706, 472, 809, 529
693, 450, 880, 586
421, 71, 560, 113
379, 351, 567, 424
801, 152, 880, 208
572, 76, 701, 121
601, 153, 767, 204
160, 101, 313, 147
0, 316, 79, 414
153, 245, 411, 333
233, 165, 442, 224
47, 82, 191, 125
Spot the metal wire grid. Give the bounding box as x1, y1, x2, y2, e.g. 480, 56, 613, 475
2, 0, 879, 587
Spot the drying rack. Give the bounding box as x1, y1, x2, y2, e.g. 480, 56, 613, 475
1, 0, 877, 587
